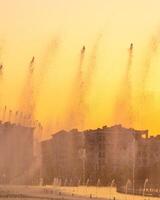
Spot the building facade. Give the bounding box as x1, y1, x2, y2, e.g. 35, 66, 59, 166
0, 121, 34, 184
41, 124, 160, 188
41, 129, 84, 185
84, 125, 148, 186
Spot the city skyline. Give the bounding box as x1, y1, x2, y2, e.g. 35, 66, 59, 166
0, 0, 160, 138
1, 0, 160, 199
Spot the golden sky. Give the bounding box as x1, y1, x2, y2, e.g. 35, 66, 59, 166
0, 0, 160, 137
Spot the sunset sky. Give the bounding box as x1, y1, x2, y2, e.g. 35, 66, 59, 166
0, 0, 160, 137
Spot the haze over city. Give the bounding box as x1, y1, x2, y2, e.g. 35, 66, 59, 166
0, 0, 160, 138
1, 0, 160, 199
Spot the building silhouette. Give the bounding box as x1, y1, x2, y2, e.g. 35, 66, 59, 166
41, 124, 156, 187
41, 129, 84, 185
0, 121, 34, 184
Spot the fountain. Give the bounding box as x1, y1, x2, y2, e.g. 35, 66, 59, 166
96, 178, 101, 198
143, 178, 149, 197
59, 178, 62, 186
79, 148, 86, 185
97, 178, 101, 186
132, 137, 136, 197
125, 179, 131, 200
70, 178, 73, 186
86, 178, 90, 186
85, 178, 90, 197
64, 178, 68, 186
39, 177, 43, 186
111, 179, 115, 187
110, 179, 115, 199
78, 178, 81, 186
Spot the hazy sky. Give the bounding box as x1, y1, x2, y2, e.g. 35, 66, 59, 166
0, 0, 160, 137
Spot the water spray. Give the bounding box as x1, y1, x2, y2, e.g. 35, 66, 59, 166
29, 56, 35, 73
8, 109, 12, 123
2, 105, 7, 122
113, 43, 134, 127
0, 64, 3, 76
138, 36, 160, 129
85, 34, 102, 93
14, 111, 19, 125
36, 38, 59, 94
19, 56, 35, 123
67, 46, 86, 129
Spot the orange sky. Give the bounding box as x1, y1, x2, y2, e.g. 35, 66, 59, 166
0, 0, 160, 137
